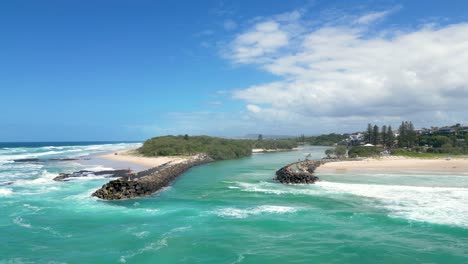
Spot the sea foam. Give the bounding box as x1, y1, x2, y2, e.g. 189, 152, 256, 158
234, 180, 468, 228
13, 216, 32, 228
0, 188, 13, 196
215, 205, 298, 219
316, 181, 468, 228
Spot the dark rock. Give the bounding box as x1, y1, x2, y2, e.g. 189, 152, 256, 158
14, 158, 41, 162
275, 160, 323, 184
92, 155, 214, 200
49, 158, 79, 161
274, 158, 356, 184
53, 169, 131, 181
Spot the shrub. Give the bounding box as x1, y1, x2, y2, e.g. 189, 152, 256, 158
348, 146, 382, 158
138, 135, 297, 160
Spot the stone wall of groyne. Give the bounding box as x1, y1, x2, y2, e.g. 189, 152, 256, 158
275, 158, 352, 184
53, 170, 130, 181
92, 155, 213, 200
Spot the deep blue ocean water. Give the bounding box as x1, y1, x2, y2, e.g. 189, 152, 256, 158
1, 142, 467, 263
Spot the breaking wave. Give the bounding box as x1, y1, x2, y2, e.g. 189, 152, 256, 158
214, 205, 298, 219
231, 180, 468, 228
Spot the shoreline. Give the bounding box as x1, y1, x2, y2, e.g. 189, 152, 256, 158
95, 147, 300, 168
316, 156, 468, 173
96, 149, 188, 169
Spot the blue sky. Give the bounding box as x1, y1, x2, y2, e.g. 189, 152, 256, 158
1, 0, 468, 141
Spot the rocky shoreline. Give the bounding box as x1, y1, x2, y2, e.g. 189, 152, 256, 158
91, 154, 214, 200
53, 170, 131, 181
275, 158, 350, 184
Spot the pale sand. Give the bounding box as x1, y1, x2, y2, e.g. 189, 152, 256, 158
98, 149, 188, 168
316, 156, 468, 173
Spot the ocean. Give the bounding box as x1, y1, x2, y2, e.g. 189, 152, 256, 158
0, 142, 467, 263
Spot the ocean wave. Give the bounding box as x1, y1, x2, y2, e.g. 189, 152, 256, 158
133, 231, 149, 238
13, 170, 58, 186
315, 181, 468, 228
41, 146, 65, 150
12, 216, 72, 238
23, 203, 43, 212
214, 205, 298, 219
0, 188, 13, 196
13, 216, 32, 228
119, 225, 190, 263
0, 142, 142, 163
40, 226, 72, 238
234, 181, 291, 195
233, 180, 468, 227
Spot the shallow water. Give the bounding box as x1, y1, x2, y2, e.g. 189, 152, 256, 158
1, 143, 467, 263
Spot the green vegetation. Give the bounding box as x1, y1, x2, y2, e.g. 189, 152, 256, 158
389, 148, 466, 158
364, 123, 394, 147
398, 121, 417, 148
298, 133, 346, 146
347, 122, 468, 158
348, 146, 383, 158
138, 135, 297, 161
325, 145, 347, 158
252, 139, 297, 150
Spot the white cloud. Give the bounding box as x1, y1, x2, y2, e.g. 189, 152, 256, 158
224, 19, 237, 31
354, 10, 392, 25
226, 9, 468, 131
229, 21, 289, 63
246, 104, 261, 113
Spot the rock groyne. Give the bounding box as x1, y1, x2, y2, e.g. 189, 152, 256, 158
275, 158, 360, 184
53, 170, 131, 181
275, 160, 323, 184
92, 155, 213, 200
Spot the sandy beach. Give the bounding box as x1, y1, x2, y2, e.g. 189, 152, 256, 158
316, 156, 468, 173
97, 149, 188, 168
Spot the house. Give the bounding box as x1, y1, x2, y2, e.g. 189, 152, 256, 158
438, 127, 456, 135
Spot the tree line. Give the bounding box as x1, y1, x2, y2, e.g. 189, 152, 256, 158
138, 135, 297, 161
363, 121, 468, 155
365, 123, 395, 147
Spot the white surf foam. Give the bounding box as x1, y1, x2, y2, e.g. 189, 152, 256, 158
13, 170, 58, 186
315, 181, 468, 228
0, 142, 142, 163
234, 180, 468, 227
215, 205, 298, 219
119, 225, 189, 263
13, 216, 32, 228
235, 181, 290, 195
23, 203, 43, 212
133, 231, 150, 238
0, 188, 13, 196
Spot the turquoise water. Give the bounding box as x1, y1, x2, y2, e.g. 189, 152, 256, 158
1, 143, 467, 263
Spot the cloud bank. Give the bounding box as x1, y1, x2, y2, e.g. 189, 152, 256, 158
226, 9, 468, 131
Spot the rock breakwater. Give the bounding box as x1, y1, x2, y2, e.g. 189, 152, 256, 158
275, 159, 347, 184
53, 170, 131, 181
92, 155, 213, 200
275, 160, 322, 184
